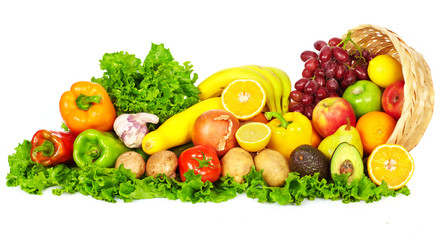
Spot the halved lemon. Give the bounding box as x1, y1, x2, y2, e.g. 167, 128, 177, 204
367, 144, 414, 190
221, 79, 266, 120
235, 122, 271, 152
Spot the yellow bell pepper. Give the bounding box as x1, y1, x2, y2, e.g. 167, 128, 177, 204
264, 112, 312, 159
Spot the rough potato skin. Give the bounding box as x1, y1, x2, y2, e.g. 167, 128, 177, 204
146, 150, 178, 179
254, 149, 290, 187
115, 151, 146, 179
221, 147, 254, 183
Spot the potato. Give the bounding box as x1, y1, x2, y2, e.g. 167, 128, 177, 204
146, 150, 178, 178
254, 149, 290, 187
221, 147, 254, 183
115, 151, 146, 179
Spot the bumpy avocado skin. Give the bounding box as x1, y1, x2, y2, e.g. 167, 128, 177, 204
289, 144, 330, 180
330, 142, 364, 184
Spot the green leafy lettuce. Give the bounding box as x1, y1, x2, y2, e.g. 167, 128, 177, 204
244, 168, 410, 205
6, 140, 409, 204
91, 43, 201, 124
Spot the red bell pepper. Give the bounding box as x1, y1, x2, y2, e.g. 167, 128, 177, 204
30, 130, 77, 167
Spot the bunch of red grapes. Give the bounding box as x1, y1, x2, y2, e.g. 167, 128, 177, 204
289, 36, 375, 119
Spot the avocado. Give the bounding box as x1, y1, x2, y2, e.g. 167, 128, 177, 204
330, 142, 364, 184
289, 144, 330, 180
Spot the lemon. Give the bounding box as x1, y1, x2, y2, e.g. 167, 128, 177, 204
367, 55, 404, 88
235, 122, 271, 152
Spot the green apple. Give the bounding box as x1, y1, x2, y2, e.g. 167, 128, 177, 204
342, 80, 382, 118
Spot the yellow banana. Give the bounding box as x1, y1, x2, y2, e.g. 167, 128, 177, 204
198, 66, 277, 112
244, 65, 283, 114
142, 97, 224, 155
266, 66, 292, 114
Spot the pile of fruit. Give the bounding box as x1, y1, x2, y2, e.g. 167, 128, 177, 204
190, 34, 413, 190
6, 33, 417, 204
287, 32, 413, 189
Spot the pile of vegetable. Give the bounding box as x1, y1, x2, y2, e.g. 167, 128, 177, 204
6, 43, 410, 204
7, 140, 408, 204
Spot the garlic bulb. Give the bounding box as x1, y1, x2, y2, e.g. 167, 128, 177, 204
113, 113, 159, 148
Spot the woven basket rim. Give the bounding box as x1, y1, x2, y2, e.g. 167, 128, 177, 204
343, 24, 435, 151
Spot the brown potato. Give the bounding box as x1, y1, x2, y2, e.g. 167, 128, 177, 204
221, 147, 254, 183
254, 149, 290, 187
115, 151, 146, 179
146, 150, 178, 178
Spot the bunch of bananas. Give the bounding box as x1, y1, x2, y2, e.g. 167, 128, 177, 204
198, 65, 292, 114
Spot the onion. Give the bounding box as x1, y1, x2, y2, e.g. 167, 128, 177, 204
192, 109, 240, 157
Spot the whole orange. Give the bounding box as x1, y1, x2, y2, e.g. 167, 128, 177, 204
356, 111, 397, 156
245, 112, 269, 124
310, 120, 322, 148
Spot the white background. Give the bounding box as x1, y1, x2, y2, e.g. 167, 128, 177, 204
1, 0, 443, 239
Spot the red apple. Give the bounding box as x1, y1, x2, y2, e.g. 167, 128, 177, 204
382, 81, 404, 120
312, 97, 356, 138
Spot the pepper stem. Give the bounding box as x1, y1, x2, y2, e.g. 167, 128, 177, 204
86, 145, 101, 161
265, 112, 289, 128
33, 140, 55, 157
76, 94, 102, 111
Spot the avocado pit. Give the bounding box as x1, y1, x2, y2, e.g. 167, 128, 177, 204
339, 160, 354, 175
330, 142, 364, 184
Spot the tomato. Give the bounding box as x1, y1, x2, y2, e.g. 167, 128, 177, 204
178, 145, 221, 183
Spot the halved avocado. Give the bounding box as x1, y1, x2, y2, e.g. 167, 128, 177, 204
330, 142, 364, 184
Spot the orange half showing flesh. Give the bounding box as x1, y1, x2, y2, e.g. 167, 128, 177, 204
221, 79, 266, 120
367, 144, 414, 190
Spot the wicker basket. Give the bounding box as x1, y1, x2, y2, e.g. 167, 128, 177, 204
342, 24, 434, 151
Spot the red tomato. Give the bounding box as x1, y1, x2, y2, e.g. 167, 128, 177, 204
178, 145, 221, 183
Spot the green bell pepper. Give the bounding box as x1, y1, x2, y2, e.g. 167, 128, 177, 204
73, 129, 130, 168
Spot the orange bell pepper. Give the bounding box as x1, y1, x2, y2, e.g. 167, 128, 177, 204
59, 81, 116, 135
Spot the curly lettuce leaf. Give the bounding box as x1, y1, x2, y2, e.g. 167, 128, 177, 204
6, 140, 57, 194
52, 165, 137, 203
91, 43, 200, 124
243, 167, 410, 205
6, 140, 409, 204
6, 140, 245, 203
128, 170, 247, 204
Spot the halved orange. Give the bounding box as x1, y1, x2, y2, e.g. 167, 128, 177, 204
235, 122, 271, 152
367, 144, 414, 190
221, 79, 266, 120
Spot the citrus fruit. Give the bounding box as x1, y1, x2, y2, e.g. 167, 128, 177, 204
243, 112, 269, 124
367, 55, 404, 88
356, 111, 397, 156
235, 122, 271, 152
367, 144, 414, 189
310, 120, 322, 148
221, 79, 267, 120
